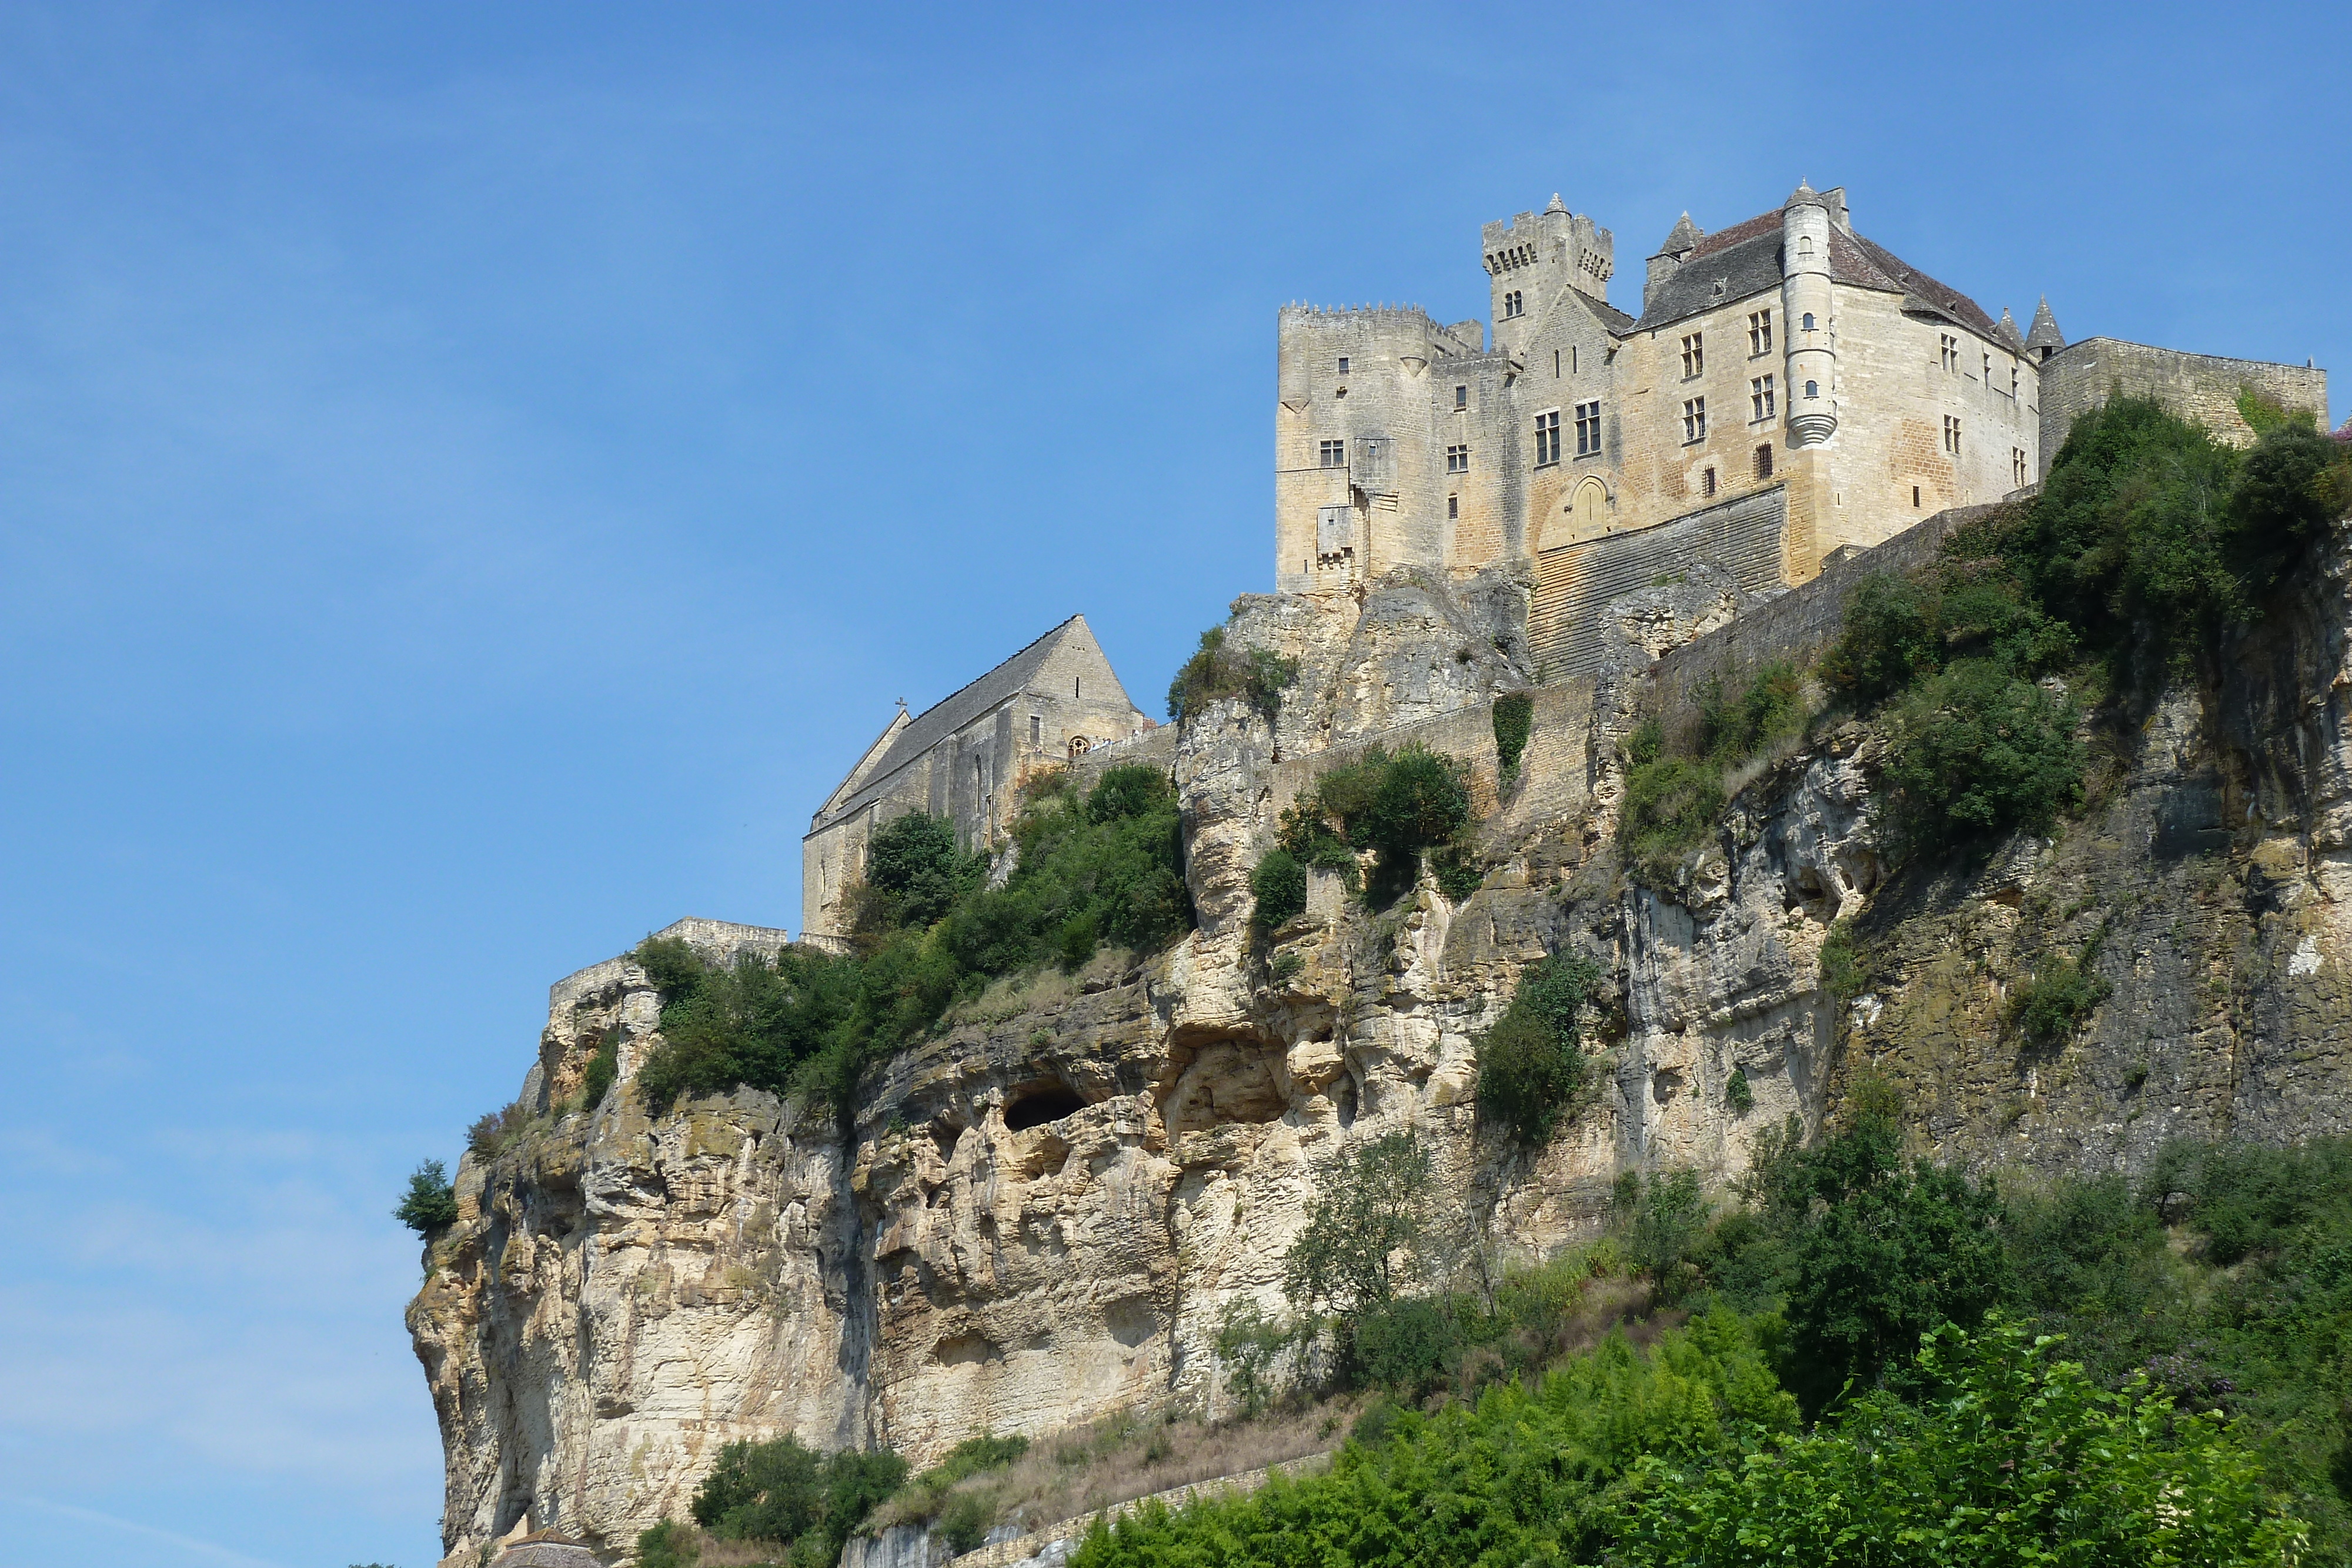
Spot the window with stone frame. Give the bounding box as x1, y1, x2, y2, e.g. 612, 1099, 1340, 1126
1682, 397, 1707, 443
1534, 410, 1561, 466
1455, 384, 1468, 410
1983, 350, 1993, 384
1448, 493, 1458, 519
1337, 356, 1350, 375
1319, 439, 1347, 467
1942, 415, 1962, 454
1575, 400, 1602, 457
1750, 375, 1776, 422
1703, 466, 1717, 497
1502, 290, 1524, 319
1940, 333, 1960, 372
1754, 443, 1774, 480
1446, 444, 1470, 473
2013, 447, 2029, 486
1748, 309, 1773, 356
1681, 333, 1704, 378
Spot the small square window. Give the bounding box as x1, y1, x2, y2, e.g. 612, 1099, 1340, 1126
1446, 444, 1470, 474
1337, 356, 1350, 375
1748, 310, 1773, 356
1943, 415, 1962, 454
1319, 439, 1347, 467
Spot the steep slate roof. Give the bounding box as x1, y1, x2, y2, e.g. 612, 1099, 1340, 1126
1657, 212, 1704, 256
1633, 205, 2001, 339
815, 616, 1104, 826
1568, 286, 1636, 334
2026, 296, 2066, 355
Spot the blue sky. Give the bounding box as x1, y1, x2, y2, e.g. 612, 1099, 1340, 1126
1, 4, 2343, 1564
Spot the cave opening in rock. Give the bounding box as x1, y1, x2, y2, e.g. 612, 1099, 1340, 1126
1005, 1084, 1087, 1132
1332, 1075, 1358, 1128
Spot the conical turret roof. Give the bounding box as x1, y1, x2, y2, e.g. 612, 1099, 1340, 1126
1656, 211, 1703, 256
1996, 307, 2026, 353
2025, 296, 2066, 354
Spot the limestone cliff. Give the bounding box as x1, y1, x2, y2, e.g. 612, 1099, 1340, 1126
410, 521, 2352, 1566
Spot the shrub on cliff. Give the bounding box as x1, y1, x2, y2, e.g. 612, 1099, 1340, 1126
1477, 952, 1603, 1146
1876, 658, 2082, 853
692, 1433, 906, 1562
853, 811, 985, 935
1248, 847, 1307, 931
1283, 1132, 1431, 1318
1166, 625, 1299, 724
1282, 743, 1475, 907
1492, 690, 1534, 778
393, 1158, 457, 1235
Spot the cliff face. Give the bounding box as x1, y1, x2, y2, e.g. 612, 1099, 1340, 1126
410, 524, 2352, 1565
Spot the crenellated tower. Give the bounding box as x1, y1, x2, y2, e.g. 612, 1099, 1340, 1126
1482, 195, 1613, 359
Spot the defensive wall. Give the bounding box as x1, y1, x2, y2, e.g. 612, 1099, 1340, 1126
2040, 337, 2330, 467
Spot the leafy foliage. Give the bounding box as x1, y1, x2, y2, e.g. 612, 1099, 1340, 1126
1818, 915, 1867, 1000
2009, 931, 2113, 1045
1876, 658, 2083, 853
579, 1028, 619, 1110
632, 1520, 699, 1568
1612, 1168, 1709, 1304
1166, 625, 1299, 724
881, 1432, 1031, 1545
1248, 848, 1307, 931
1282, 1132, 1431, 1316
1616, 1319, 2307, 1567
1475, 953, 1602, 1146
393, 1158, 457, 1235
853, 811, 986, 935
1281, 744, 1476, 907
1723, 1066, 1753, 1115
1490, 691, 1533, 778
1618, 758, 1725, 880
1695, 661, 1805, 764
1071, 1310, 1796, 1568
635, 767, 1191, 1114
691, 1433, 907, 1564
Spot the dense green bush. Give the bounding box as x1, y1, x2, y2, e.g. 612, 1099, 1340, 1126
2009, 935, 2113, 1045
634, 767, 1191, 1115
1612, 1168, 1709, 1303
1876, 658, 2082, 852
1817, 915, 1867, 1000
1281, 744, 1475, 907
1072, 1310, 1796, 1568
1166, 625, 1299, 723
393, 1158, 458, 1235
881, 1432, 1031, 1546
579, 1028, 619, 1109
632, 1519, 699, 1568
1248, 848, 1307, 931
1491, 691, 1533, 777
853, 811, 985, 934
1618, 757, 1725, 880
1616, 1319, 2307, 1567
1476, 953, 1602, 1146
691, 1433, 906, 1564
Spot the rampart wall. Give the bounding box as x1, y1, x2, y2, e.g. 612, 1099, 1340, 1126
2040, 337, 2330, 467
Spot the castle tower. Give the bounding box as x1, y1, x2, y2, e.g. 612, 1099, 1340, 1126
2025, 296, 2066, 363
1780, 182, 1838, 447
1482, 195, 1613, 359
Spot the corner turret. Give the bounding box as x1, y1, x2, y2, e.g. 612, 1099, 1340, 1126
1780, 182, 1838, 447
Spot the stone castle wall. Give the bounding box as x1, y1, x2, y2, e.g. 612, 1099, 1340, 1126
2040, 336, 2330, 465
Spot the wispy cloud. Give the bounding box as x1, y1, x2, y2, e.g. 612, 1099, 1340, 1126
3, 1493, 289, 1568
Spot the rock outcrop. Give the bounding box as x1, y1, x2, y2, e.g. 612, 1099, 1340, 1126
411, 521, 2352, 1564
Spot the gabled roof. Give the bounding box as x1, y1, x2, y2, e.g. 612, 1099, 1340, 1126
1563, 285, 1635, 335
813, 616, 1124, 828
1633, 204, 2001, 339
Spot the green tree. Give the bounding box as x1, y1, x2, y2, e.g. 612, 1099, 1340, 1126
1282, 1132, 1431, 1315
1877, 658, 2082, 853
1476, 953, 1601, 1146
1249, 848, 1307, 931
859, 811, 983, 932
1617, 1319, 2308, 1567
692, 1435, 907, 1561
393, 1159, 457, 1235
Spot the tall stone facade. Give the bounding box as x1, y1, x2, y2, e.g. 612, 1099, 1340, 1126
2039, 331, 2330, 467
1274, 181, 2327, 678
801, 617, 1150, 947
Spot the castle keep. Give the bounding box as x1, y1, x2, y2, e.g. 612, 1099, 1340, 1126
1277, 182, 2327, 678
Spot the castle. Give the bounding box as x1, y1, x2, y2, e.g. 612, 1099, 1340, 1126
802, 181, 2329, 943
1275, 182, 2327, 677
